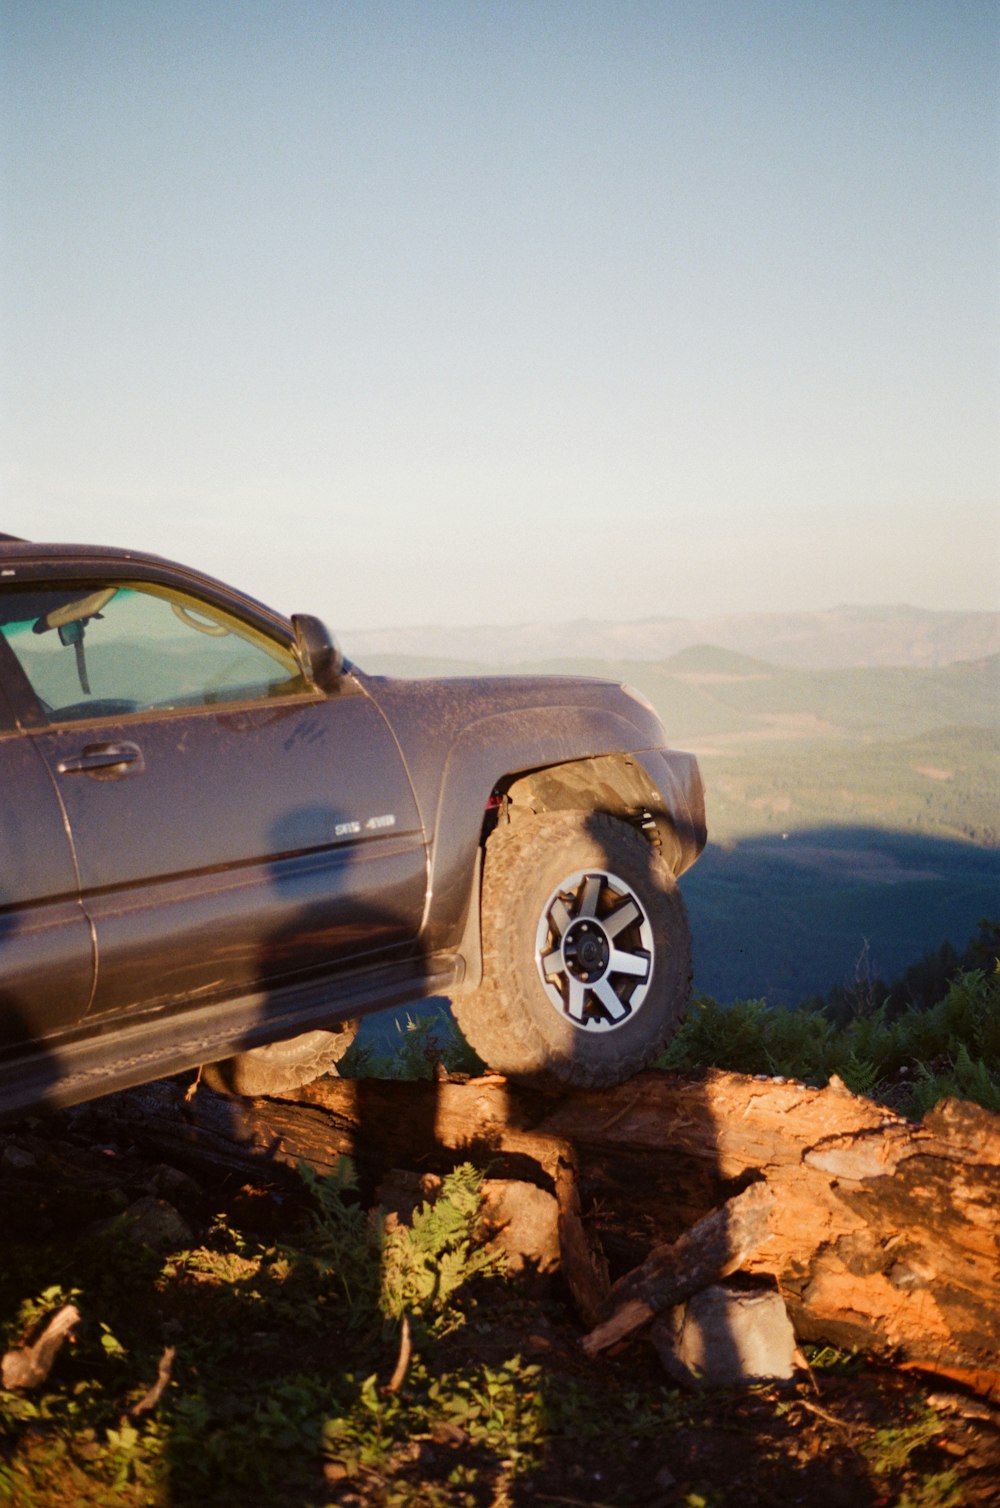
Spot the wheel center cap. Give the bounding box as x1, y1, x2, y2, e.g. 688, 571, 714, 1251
563, 919, 610, 981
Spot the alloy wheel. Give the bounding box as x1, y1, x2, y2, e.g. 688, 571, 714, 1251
534, 868, 654, 1032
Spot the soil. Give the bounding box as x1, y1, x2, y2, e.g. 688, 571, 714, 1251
2, 1085, 999, 1508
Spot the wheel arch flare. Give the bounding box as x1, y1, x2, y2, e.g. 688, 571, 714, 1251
497, 750, 705, 878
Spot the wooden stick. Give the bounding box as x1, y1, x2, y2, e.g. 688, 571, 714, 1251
582, 1182, 774, 1355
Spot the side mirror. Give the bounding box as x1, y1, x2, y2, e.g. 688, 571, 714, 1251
292, 614, 344, 692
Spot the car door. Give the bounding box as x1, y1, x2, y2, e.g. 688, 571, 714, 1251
0, 665, 94, 1046
1, 577, 426, 1021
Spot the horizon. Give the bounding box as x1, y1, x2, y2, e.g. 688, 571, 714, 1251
2, 524, 997, 634
4, 1, 998, 627
4, 522, 998, 633
341, 601, 1000, 673
343, 601, 1000, 632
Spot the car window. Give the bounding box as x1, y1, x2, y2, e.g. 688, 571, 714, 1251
0, 582, 305, 722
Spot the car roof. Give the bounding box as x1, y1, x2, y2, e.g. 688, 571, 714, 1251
0, 538, 150, 559
0, 539, 193, 578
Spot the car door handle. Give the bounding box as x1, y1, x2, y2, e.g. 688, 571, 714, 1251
57, 742, 145, 778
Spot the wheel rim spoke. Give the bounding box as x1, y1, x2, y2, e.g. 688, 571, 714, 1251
566, 978, 587, 1022
608, 946, 650, 980
603, 897, 641, 939
548, 896, 573, 939
592, 977, 628, 1020
541, 948, 563, 981
577, 875, 602, 919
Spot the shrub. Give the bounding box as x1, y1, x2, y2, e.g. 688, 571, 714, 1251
660, 968, 1000, 1118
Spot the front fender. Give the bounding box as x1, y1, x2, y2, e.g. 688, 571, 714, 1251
421, 704, 659, 953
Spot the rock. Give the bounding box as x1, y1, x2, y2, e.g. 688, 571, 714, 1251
481, 1179, 560, 1275
2, 1143, 37, 1170
96, 1197, 194, 1252
375, 1169, 444, 1229
147, 1163, 203, 1205
378, 1168, 560, 1275
652, 1283, 798, 1389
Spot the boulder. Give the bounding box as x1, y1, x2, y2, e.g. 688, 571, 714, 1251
652, 1283, 799, 1389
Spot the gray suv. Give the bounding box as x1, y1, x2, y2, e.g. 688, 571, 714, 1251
0, 535, 705, 1115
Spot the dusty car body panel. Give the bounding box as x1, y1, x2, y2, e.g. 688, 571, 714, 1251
0, 538, 706, 1115
0, 733, 95, 1040
354, 674, 705, 937
30, 689, 426, 1018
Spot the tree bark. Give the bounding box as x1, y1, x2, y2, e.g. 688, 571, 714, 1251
106, 1068, 1000, 1398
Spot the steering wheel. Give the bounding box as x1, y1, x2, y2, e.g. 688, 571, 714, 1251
171, 601, 231, 636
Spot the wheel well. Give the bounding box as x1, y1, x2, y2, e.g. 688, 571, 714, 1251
493, 754, 686, 873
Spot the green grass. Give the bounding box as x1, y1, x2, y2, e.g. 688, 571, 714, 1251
340, 1011, 484, 1082
0, 1164, 517, 1506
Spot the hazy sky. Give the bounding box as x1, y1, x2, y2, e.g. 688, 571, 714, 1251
3, 1, 998, 629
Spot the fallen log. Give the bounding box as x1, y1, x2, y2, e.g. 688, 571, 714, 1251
553, 1154, 611, 1327
98, 1067, 1000, 1397
582, 1182, 774, 1355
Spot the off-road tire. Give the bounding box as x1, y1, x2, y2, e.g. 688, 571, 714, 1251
451, 811, 691, 1089
200, 1022, 359, 1097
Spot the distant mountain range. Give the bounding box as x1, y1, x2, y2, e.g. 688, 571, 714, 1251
345, 605, 1000, 671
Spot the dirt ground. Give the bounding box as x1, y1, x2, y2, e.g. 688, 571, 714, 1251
2, 1088, 999, 1508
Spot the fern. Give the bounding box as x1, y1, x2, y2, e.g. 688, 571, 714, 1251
659, 968, 999, 1117
951, 1042, 1000, 1112
378, 1164, 502, 1331
838, 1052, 880, 1098
297, 1160, 380, 1327
659, 995, 772, 1075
